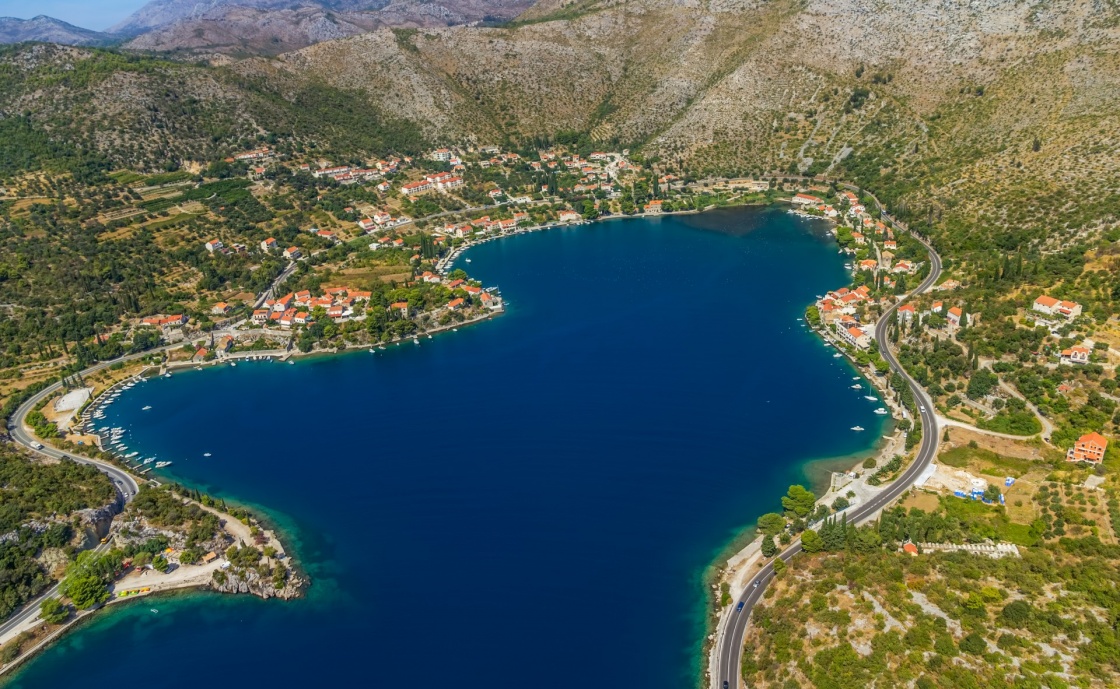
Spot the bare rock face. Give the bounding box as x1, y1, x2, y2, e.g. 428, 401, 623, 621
75, 501, 124, 545
210, 565, 308, 600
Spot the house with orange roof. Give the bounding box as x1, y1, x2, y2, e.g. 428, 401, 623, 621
447, 298, 465, 310
480, 292, 502, 309
791, 193, 823, 206
858, 259, 878, 272
391, 302, 409, 317
930, 301, 943, 313
193, 348, 208, 362
205, 239, 224, 253
260, 237, 278, 252
851, 232, 866, 245
252, 309, 269, 324
1033, 295, 1059, 315
283, 246, 302, 260
211, 302, 230, 315
558, 210, 582, 223
834, 323, 871, 349
947, 306, 963, 327
1035, 295, 1082, 319
898, 304, 916, 321
1066, 432, 1108, 463
1061, 346, 1090, 365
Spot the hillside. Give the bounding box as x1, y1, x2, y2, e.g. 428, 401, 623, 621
114, 0, 535, 55
0, 16, 117, 47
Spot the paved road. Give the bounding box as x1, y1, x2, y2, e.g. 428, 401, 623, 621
1, 352, 162, 641
714, 234, 942, 689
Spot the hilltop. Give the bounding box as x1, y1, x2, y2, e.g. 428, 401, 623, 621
0, 16, 117, 47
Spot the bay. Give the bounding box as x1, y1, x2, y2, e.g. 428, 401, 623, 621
8, 206, 885, 688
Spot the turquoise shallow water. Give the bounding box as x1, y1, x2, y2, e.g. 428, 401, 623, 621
8, 206, 884, 688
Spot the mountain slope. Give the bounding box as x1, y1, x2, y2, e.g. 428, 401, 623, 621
0, 16, 116, 46
112, 0, 535, 55
254, 0, 1119, 245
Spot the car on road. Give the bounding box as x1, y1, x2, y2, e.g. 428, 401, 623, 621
723, 681, 729, 689
753, 580, 759, 588
919, 405, 926, 413
736, 601, 745, 612
29, 441, 43, 450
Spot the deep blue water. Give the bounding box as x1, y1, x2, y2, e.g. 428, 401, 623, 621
9, 207, 885, 688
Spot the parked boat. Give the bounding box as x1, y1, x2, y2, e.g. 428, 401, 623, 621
874, 408, 889, 415
850, 384, 861, 389
864, 395, 878, 401
851, 426, 865, 432
142, 405, 152, 411
203, 452, 212, 457
155, 461, 172, 468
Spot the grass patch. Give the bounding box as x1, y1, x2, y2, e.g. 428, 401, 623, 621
940, 445, 1041, 477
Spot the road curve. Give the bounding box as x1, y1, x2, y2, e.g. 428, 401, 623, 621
714, 232, 942, 689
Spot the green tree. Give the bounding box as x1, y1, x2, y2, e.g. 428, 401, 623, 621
959, 632, 987, 655
781, 485, 817, 518
39, 597, 70, 624
62, 574, 109, 610
761, 535, 778, 558
800, 529, 824, 553
1000, 600, 1030, 628
756, 512, 786, 536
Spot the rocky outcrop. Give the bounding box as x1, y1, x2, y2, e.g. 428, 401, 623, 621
209, 565, 307, 600
75, 501, 123, 546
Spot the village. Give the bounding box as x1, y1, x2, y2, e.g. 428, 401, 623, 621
794, 185, 1114, 532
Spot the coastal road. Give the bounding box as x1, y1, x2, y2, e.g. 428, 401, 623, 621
714, 235, 942, 689
1, 352, 157, 645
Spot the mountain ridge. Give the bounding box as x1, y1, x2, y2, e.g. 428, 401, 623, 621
0, 15, 118, 46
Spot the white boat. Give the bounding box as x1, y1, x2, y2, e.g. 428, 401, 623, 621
850, 384, 861, 389
203, 452, 212, 457
465, 258, 472, 263
427, 335, 433, 339
851, 426, 865, 432
852, 376, 860, 380
370, 348, 376, 353
155, 461, 172, 468
125, 451, 139, 458
874, 408, 889, 415
142, 406, 152, 411
288, 361, 294, 365
164, 373, 171, 378
864, 395, 878, 401
833, 353, 842, 358
230, 362, 237, 367
143, 458, 154, 465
